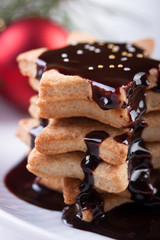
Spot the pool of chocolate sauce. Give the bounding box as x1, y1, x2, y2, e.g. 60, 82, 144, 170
4, 157, 160, 240
62, 201, 160, 240
4, 156, 64, 211
63, 169, 160, 240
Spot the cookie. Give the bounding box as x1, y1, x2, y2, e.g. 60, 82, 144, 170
27, 148, 128, 194
17, 39, 160, 127
17, 116, 160, 166
27, 146, 160, 194
35, 117, 128, 165
16, 118, 40, 147
29, 92, 160, 128
35, 116, 160, 165
37, 177, 63, 192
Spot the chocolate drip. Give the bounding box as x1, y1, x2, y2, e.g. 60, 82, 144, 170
152, 73, 160, 92
115, 120, 158, 204
127, 88, 146, 125
36, 42, 159, 121
127, 120, 154, 202
29, 125, 44, 149
76, 131, 109, 219
114, 132, 131, 145
29, 118, 48, 149
4, 156, 64, 211
149, 169, 160, 206
40, 118, 49, 127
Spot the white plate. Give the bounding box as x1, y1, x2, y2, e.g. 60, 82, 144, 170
0, 97, 110, 240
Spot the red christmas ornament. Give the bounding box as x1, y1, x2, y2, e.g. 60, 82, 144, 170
0, 17, 68, 110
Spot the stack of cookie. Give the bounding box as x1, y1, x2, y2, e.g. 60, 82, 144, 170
17, 33, 160, 222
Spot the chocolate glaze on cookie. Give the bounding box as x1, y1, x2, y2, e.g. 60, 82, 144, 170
127, 120, 154, 202
152, 71, 160, 92
114, 120, 156, 203
114, 131, 131, 145
76, 131, 109, 219
29, 118, 48, 149
36, 42, 159, 123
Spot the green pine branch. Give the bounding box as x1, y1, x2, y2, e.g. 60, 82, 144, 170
0, 0, 63, 23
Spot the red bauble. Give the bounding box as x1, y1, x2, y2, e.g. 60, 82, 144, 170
0, 17, 68, 110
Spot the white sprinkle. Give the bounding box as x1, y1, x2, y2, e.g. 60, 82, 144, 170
63, 58, 69, 62
77, 50, 83, 55
84, 44, 90, 49
61, 53, 68, 58
124, 67, 130, 71
71, 41, 77, 46
95, 48, 101, 53
88, 66, 94, 70
127, 44, 136, 53
121, 57, 127, 61
112, 46, 120, 52
89, 46, 95, 51
128, 47, 135, 52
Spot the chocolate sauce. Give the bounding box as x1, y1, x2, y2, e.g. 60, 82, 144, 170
114, 120, 157, 203
146, 169, 160, 207
152, 74, 160, 92
29, 125, 44, 149
36, 42, 159, 121
62, 202, 160, 240
76, 131, 109, 219
40, 117, 49, 127
63, 170, 160, 239
127, 88, 146, 124
4, 156, 64, 211
127, 120, 154, 202
29, 118, 48, 149
114, 131, 131, 145
152, 86, 160, 92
